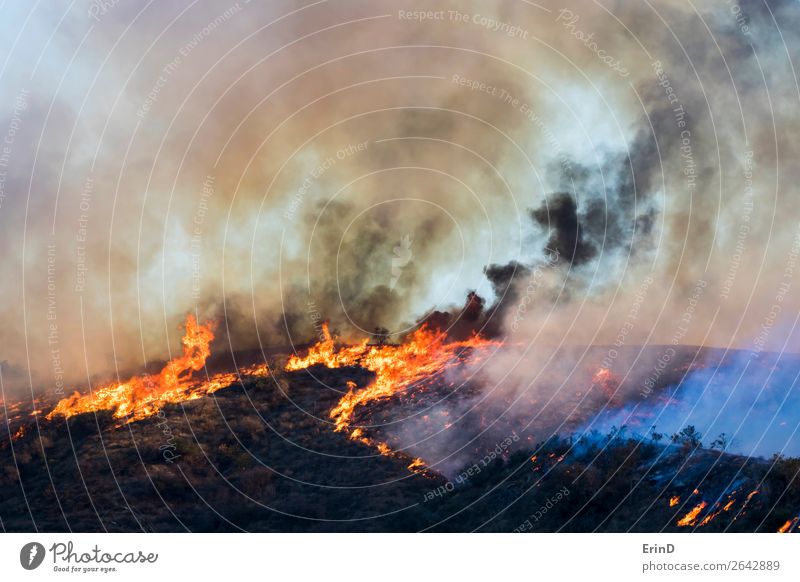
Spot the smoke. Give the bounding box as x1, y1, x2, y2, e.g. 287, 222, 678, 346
531, 193, 596, 266
586, 349, 800, 458
0, 0, 798, 417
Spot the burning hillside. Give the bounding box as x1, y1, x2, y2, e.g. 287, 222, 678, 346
284, 322, 500, 466
6, 310, 794, 492
47, 315, 269, 424
2, 312, 799, 533
3, 340, 800, 533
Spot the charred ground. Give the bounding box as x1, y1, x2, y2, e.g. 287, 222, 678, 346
1, 346, 798, 533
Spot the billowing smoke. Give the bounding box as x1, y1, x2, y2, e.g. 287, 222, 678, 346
531, 192, 597, 267
0, 0, 798, 436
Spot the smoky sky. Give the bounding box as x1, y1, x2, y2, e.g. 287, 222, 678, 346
0, 0, 799, 398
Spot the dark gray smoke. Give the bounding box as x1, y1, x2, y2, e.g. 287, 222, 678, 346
531, 192, 597, 266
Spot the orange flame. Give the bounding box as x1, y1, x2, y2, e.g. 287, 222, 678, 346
407, 458, 426, 472
669, 495, 680, 507
47, 314, 268, 423
778, 517, 798, 533
677, 501, 708, 527
592, 368, 613, 384
285, 322, 500, 463
592, 367, 618, 402
699, 505, 722, 527
695, 491, 743, 527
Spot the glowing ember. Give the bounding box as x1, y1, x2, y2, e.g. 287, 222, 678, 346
699, 505, 722, 527
778, 517, 798, 533
285, 322, 500, 461
407, 458, 426, 472
592, 368, 612, 384
592, 367, 618, 402
677, 501, 708, 527
47, 315, 269, 423
669, 495, 680, 507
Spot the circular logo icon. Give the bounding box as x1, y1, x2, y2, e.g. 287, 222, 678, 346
20, 542, 46, 570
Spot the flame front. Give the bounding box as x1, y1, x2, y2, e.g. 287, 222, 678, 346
676, 501, 708, 527
285, 323, 500, 462
47, 314, 268, 423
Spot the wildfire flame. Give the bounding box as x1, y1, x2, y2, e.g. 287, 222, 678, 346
778, 517, 798, 533
285, 322, 500, 463
676, 501, 708, 527
699, 507, 721, 527
669, 495, 680, 507
592, 367, 619, 403
47, 314, 268, 423
676, 487, 750, 528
